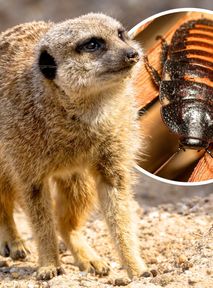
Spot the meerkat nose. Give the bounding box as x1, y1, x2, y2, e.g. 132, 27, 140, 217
124, 49, 140, 65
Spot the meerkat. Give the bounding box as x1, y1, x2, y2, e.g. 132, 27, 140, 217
0, 13, 148, 280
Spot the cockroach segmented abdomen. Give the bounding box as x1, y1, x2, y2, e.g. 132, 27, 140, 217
159, 18, 213, 152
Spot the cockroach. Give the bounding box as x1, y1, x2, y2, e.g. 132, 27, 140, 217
143, 18, 213, 157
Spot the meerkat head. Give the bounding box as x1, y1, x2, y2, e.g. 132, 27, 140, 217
37, 13, 142, 96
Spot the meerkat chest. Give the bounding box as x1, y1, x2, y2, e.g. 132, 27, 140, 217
47, 131, 101, 179
45, 121, 101, 163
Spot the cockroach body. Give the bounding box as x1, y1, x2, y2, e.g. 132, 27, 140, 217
144, 18, 213, 155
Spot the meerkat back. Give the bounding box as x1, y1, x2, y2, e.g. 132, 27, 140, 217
0, 22, 52, 97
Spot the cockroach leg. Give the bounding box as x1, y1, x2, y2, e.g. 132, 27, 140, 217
156, 36, 169, 74
144, 55, 161, 87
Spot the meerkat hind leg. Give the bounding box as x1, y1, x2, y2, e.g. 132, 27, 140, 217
0, 176, 29, 260
55, 174, 110, 276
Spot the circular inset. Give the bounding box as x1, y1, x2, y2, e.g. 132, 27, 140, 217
130, 8, 213, 185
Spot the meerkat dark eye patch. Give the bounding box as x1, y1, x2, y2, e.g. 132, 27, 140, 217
38, 50, 57, 80
76, 37, 106, 53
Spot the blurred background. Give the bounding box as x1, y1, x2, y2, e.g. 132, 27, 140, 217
0, 0, 212, 31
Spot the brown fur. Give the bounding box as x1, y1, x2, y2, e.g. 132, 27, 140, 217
0, 13, 147, 280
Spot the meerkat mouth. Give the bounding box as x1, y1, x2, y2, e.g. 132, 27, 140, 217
102, 66, 132, 75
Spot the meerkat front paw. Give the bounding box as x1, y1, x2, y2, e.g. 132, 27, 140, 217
126, 261, 150, 279
36, 265, 65, 280
78, 258, 110, 276
0, 239, 29, 260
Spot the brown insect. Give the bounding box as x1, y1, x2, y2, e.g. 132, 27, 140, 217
143, 18, 213, 157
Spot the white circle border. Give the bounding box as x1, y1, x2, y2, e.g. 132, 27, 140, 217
129, 7, 213, 186
135, 165, 213, 186
129, 8, 213, 38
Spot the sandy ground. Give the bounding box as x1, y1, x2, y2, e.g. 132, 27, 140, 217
0, 186, 212, 288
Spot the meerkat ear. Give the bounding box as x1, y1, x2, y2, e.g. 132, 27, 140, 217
38, 50, 57, 80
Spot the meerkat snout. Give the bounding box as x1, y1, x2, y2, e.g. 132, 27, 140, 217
36, 13, 142, 95
124, 49, 140, 64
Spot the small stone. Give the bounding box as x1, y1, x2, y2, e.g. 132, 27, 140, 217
149, 257, 158, 264
206, 269, 213, 275
106, 278, 114, 285
176, 203, 188, 215
163, 268, 174, 274
150, 269, 158, 277
178, 254, 187, 264
114, 277, 130, 286
182, 261, 193, 271
188, 279, 197, 285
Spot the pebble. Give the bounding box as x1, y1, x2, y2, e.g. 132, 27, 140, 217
181, 261, 193, 271
178, 254, 187, 264
176, 203, 188, 215
114, 277, 130, 286
106, 278, 114, 285
206, 269, 213, 275
150, 269, 158, 277
188, 278, 197, 285
149, 257, 158, 264
163, 265, 174, 274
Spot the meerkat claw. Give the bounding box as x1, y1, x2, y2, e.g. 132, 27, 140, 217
36, 266, 65, 281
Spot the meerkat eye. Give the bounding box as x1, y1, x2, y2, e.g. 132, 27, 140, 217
38, 50, 57, 80
76, 37, 105, 53
118, 29, 125, 41
118, 29, 129, 41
